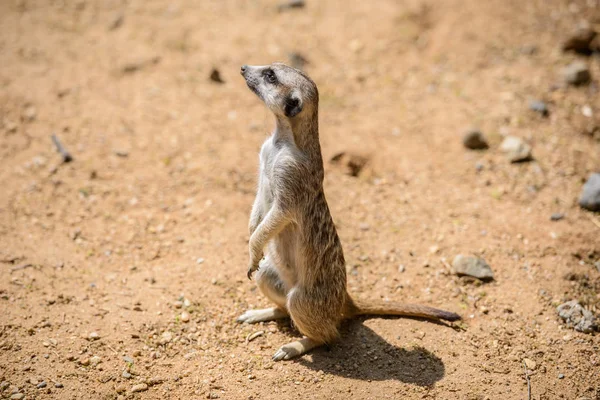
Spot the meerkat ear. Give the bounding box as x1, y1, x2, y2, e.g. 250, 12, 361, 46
284, 93, 303, 118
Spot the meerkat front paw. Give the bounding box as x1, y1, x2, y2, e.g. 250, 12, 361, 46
247, 262, 259, 280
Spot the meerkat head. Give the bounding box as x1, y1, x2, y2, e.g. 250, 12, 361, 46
240, 63, 318, 120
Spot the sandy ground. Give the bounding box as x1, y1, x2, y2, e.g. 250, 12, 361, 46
1, 0, 599, 399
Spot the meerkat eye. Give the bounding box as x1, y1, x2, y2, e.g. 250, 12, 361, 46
263, 69, 277, 84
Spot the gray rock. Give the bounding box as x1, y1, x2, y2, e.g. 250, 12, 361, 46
54, 382, 64, 388
528, 100, 549, 117
462, 129, 489, 150
557, 300, 597, 333
122, 371, 132, 379
563, 61, 591, 86
550, 213, 564, 221
579, 173, 600, 211
37, 381, 47, 389
558, 373, 565, 379
500, 136, 533, 163
131, 383, 148, 393
452, 255, 494, 281
11, 394, 24, 400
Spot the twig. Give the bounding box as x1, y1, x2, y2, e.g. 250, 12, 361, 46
10, 263, 33, 272
51, 134, 73, 163
522, 360, 531, 400
245, 330, 264, 344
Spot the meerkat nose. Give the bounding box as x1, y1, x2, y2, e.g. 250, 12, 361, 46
240, 65, 248, 75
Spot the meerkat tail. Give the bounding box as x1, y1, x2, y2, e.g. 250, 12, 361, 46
346, 296, 461, 322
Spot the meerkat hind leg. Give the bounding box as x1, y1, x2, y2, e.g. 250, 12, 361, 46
272, 337, 323, 361
237, 307, 288, 324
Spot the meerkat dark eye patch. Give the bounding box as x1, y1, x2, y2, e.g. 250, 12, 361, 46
284, 96, 302, 117
263, 68, 278, 84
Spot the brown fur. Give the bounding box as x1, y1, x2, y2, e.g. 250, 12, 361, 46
238, 63, 460, 361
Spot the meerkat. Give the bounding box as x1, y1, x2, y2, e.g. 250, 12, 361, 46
238, 63, 460, 361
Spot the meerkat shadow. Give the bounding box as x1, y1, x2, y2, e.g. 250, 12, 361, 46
297, 320, 447, 386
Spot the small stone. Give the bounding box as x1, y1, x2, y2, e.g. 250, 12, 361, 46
278, 0, 305, 12
452, 255, 494, 281
0, 381, 9, 391
37, 381, 47, 389
22, 105, 37, 122
173, 300, 183, 309
147, 377, 164, 386
90, 355, 102, 366
180, 311, 190, 322
558, 373, 565, 379
88, 332, 100, 340
563, 61, 591, 86
115, 384, 127, 393
528, 100, 549, 117
131, 383, 148, 393
562, 24, 597, 54
557, 300, 597, 333
114, 149, 129, 157
359, 223, 370, 231
79, 357, 90, 366
550, 213, 564, 221
500, 136, 532, 163
54, 383, 64, 388
523, 358, 537, 370
398, 265, 405, 273
10, 394, 24, 400
288, 52, 308, 70
462, 129, 489, 150
196, 258, 204, 264
582, 105, 593, 118
122, 371, 132, 379
159, 331, 173, 344
209, 68, 224, 84
579, 173, 600, 212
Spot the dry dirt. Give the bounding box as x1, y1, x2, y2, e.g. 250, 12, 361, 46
1, 0, 600, 399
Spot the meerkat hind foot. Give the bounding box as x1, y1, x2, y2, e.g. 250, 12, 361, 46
236, 307, 288, 324
272, 337, 323, 361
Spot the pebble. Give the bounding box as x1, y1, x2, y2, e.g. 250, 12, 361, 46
88, 332, 100, 341
288, 52, 308, 70
173, 300, 183, 309
452, 255, 494, 281
180, 311, 190, 322
10, 394, 24, 400
209, 68, 224, 84
79, 357, 90, 366
578, 173, 600, 211
523, 358, 537, 370
131, 383, 148, 393
562, 23, 597, 54
90, 355, 102, 366
500, 136, 532, 163
563, 61, 591, 86
196, 258, 205, 264
147, 377, 164, 386
528, 100, 549, 117
54, 383, 64, 388
550, 213, 564, 221
462, 129, 489, 150
37, 381, 47, 389
160, 331, 173, 344
22, 105, 37, 122
557, 300, 597, 333
115, 384, 127, 393
122, 371, 132, 379
278, 0, 305, 12
558, 373, 565, 379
